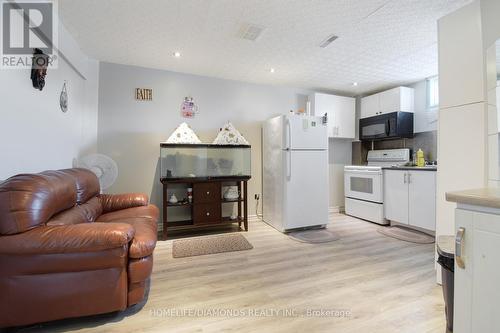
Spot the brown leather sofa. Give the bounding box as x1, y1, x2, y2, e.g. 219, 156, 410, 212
0, 168, 159, 328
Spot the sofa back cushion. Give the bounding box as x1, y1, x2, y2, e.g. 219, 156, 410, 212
0, 170, 77, 235
47, 197, 103, 226
59, 168, 100, 204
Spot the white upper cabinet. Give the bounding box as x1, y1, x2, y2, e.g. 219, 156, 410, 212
360, 94, 379, 119
311, 93, 355, 139
361, 86, 415, 119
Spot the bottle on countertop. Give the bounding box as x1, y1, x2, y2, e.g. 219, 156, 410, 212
417, 149, 425, 167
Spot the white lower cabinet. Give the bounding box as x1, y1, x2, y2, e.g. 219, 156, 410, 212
454, 208, 500, 333
384, 170, 409, 224
384, 169, 436, 231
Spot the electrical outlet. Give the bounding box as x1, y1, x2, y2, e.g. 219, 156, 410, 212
254, 194, 260, 200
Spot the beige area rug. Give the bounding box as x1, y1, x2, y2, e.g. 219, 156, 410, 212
377, 226, 435, 244
288, 228, 340, 244
172, 233, 253, 258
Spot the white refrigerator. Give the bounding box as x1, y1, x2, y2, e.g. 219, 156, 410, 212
262, 114, 329, 232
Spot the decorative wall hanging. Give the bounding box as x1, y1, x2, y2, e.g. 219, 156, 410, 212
60, 81, 68, 113
165, 122, 202, 144
212, 122, 250, 145
135, 88, 153, 101
31, 48, 49, 91
181, 96, 198, 118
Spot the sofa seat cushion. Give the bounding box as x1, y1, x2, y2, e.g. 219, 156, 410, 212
0, 223, 135, 255
104, 217, 157, 259
96, 205, 159, 223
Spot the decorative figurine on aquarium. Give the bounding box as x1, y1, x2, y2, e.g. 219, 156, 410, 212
212, 122, 249, 145
180, 96, 198, 118
165, 122, 202, 144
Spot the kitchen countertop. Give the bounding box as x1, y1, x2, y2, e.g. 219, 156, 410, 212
446, 188, 500, 209
382, 166, 437, 171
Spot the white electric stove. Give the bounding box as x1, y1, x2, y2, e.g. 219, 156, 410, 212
344, 149, 410, 224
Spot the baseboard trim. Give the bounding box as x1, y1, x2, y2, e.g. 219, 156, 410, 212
329, 206, 345, 214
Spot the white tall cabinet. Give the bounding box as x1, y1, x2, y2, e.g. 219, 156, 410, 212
310, 93, 355, 139
384, 169, 436, 231
360, 86, 415, 119
447, 189, 500, 333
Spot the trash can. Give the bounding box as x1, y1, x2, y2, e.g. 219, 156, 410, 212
437, 235, 455, 332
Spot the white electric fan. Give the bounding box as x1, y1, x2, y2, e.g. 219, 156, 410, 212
77, 154, 118, 191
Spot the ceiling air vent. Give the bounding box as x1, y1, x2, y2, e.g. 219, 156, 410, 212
319, 34, 339, 48
237, 23, 265, 41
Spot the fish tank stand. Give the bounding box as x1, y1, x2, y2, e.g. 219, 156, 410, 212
159, 143, 252, 240
160, 176, 250, 240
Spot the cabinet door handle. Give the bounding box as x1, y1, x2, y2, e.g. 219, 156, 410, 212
408, 173, 411, 184
206, 191, 210, 195
404, 173, 407, 184
206, 212, 210, 216
456, 227, 466, 269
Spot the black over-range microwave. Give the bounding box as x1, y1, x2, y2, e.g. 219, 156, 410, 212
359, 111, 414, 141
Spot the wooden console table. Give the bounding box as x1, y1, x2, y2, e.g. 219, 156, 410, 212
160, 176, 250, 240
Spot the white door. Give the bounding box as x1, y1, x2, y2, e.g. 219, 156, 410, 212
470, 212, 500, 333
285, 115, 328, 150
408, 171, 436, 231
455, 209, 500, 333
383, 170, 409, 224
344, 169, 383, 203
284, 150, 328, 229
360, 94, 380, 119
454, 209, 474, 333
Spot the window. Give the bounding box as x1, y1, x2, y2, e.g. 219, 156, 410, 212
427, 76, 439, 109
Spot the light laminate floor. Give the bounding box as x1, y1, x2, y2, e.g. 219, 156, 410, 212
16, 213, 446, 333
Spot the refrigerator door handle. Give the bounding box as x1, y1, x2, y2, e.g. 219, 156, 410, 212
286, 150, 292, 180
285, 118, 292, 150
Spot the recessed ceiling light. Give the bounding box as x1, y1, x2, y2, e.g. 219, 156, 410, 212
352, 82, 358, 86
269, 68, 275, 73
173, 51, 181, 58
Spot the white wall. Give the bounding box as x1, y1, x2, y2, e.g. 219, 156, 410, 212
97, 62, 351, 221
329, 139, 352, 209
0, 23, 99, 180
411, 80, 438, 133
435, 0, 500, 283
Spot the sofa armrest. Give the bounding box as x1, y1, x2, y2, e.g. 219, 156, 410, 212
99, 193, 149, 213
0, 223, 135, 255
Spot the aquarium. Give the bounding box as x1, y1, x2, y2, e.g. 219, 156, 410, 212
160, 144, 251, 180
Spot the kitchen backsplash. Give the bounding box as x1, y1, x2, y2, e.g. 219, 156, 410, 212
352, 130, 437, 165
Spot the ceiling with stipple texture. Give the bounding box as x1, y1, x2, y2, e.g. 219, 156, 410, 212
59, 0, 472, 95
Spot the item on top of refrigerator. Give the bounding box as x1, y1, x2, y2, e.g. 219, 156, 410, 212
417, 149, 425, 167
